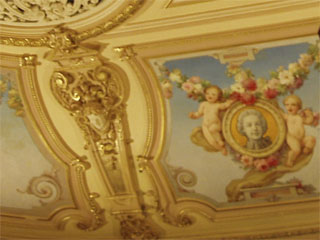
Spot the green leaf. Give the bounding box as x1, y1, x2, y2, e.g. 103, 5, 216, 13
269, 71, 279, 78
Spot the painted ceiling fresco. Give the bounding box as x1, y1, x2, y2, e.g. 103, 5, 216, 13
0, 69, 73, 216
153, 40, 320, 205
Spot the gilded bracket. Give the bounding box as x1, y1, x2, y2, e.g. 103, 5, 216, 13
47, 26, 133, 195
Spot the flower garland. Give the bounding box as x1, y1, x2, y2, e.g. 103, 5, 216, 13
157, 41, 320, 172
234, 151, 282, 172
158, 41, 320, 105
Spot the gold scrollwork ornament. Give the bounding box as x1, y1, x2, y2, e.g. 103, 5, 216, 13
48, 26, 129, 195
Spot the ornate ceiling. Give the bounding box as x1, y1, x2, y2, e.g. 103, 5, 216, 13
1, 0, 320, 239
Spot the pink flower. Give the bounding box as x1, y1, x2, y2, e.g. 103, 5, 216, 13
240, 93, 256, 105
293, 77, 304, 89
264, 88, 278, 99
254, 159, 270, 172
266, 155, 279, 167
181, 82, 194, 93
188, 76, 201, 84
242, 78, 257, 91
163, 89, 173, 99
240, 155, 254, 167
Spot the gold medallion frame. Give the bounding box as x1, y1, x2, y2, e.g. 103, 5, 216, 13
222, 99, 286, 158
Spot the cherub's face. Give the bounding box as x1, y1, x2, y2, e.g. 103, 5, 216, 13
205, 88, 219, 103
284, 98, 300, 115
242, 115, 263, 140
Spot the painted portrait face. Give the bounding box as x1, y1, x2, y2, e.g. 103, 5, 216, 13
205, 87, 219, 103
242, 114, 264, 140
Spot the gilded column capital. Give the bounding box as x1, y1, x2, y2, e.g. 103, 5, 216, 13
114, 46, 137, 61
19, 54, 39, 67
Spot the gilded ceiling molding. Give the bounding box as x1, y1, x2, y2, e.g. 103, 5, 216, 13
113, 45, 196, 228
0, 0, 144, 47
46, 27, 143, 221
0, 53, 105, 231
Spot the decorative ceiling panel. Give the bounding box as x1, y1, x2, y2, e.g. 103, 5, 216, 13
151, 40, 320, 204
0, 53, 104, 232
0, 68, 73, 215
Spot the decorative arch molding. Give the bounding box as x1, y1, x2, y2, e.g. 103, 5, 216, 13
0, 53, 104, 231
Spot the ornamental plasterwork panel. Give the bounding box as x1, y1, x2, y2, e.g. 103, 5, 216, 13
45, 25, 154, 222
0, 0, 104, 23
0, 0, 144, 41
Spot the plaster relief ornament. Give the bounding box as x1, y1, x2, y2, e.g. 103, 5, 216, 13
157, 41, 320, 202
0, 0, 103, 23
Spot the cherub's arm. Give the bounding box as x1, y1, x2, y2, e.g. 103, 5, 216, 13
189, 102, 205, 119
219, 99, 236, 110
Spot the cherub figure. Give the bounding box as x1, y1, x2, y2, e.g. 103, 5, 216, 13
189, 85, 234, 155
282, 95, 317, 167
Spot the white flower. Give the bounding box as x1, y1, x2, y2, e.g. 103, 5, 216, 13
257, 78, 267, 92
161, 81, 173, 99
231, 83, 245, 93
169, 72, 183, 83
288, 63, 300, 74
162, 81, 173, 91
267, 78, 280, 89
234, 71, 248, 83
298, 54, 313, 69
279, 70, 294, 86
193, 83, 203, 94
